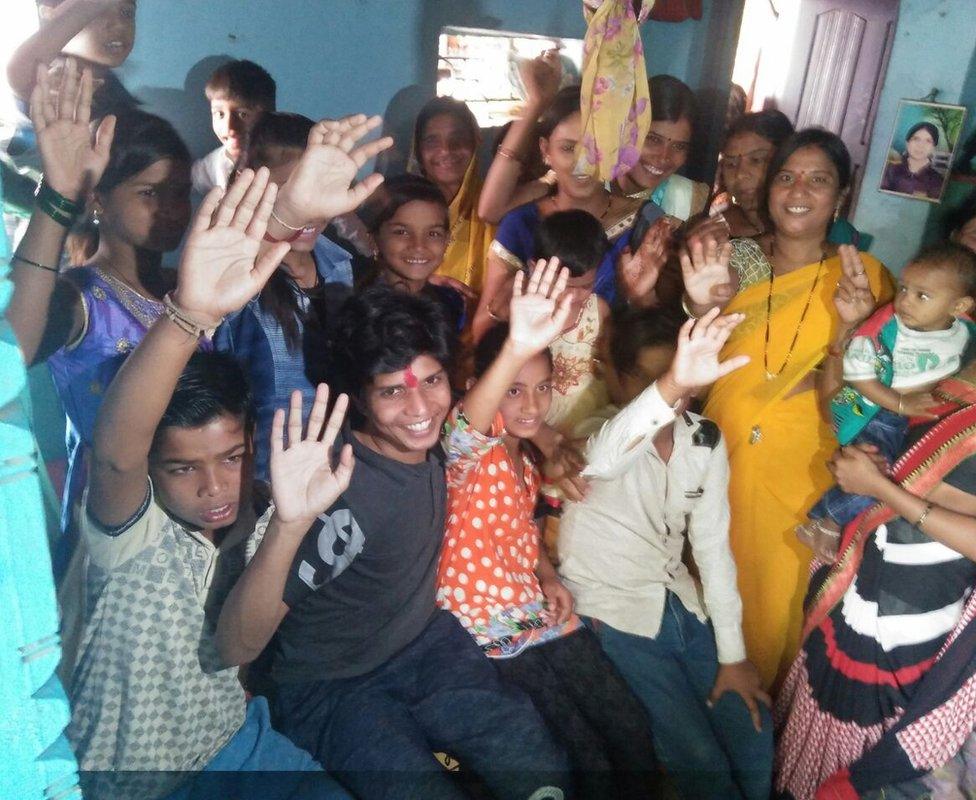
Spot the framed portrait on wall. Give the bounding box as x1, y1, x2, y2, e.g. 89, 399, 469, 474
879, 99, 967, 203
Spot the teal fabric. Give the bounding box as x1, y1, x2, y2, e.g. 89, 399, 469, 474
0, 175, 82, 796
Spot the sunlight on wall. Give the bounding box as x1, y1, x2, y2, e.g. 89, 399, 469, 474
731, 0, 799, 111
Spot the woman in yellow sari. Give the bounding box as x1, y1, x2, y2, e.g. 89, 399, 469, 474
411, 97, 495, 293
682, 130, 895, 689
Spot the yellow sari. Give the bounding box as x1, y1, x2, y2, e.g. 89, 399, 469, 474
703, 251, 894, 689
435, 157, 495, 294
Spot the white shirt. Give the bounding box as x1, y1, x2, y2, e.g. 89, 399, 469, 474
557, 382, 747, 663
844, 315, 970, 390
191, 146, 235, 195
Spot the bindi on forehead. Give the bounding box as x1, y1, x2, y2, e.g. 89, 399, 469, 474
403, 365, 419, 389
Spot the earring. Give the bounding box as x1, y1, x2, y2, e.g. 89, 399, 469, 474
92, 208, 101, 226
833, 205, 841, 223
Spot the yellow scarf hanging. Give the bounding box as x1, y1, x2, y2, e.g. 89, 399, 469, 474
578, 0, 654, 182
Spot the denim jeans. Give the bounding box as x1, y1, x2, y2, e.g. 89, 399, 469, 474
165, 696, 352, 800
273, 610, 571, 800
810, 408, 908, 527
585, 594, 773, 800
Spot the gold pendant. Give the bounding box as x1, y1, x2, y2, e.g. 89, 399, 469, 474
749, 425, 762, 445
765, 370, 776, 381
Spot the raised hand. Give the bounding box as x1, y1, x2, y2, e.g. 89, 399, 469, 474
171, 168, 291, 327
270, 385, 355, 525
617, 217, 669, 306
833, 244, 876, 326
508, 257, 573, 357
30, 58, 116, 199
519, 50, 562, 107
665, 307, 749, 395
274, 114, 394, 228
679, 235, 734, 308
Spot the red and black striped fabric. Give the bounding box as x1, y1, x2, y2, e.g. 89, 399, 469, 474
774, 398, 976, 800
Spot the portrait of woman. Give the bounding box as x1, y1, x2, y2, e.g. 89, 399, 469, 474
880, 100, 967, 202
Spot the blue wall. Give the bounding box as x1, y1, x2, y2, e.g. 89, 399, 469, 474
119, 0, 735, 175
852, 0, 976, 272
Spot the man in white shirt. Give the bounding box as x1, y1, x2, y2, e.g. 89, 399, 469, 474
557, 307, 774, 800
191, 59, 276, 195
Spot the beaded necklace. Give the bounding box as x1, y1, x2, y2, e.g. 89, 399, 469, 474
762, 247, 826, 381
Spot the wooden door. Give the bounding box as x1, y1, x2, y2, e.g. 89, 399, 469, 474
777, 0, 899, 215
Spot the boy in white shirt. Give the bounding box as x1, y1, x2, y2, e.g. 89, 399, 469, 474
192, 59, 276, 195
557, 307, 773, 800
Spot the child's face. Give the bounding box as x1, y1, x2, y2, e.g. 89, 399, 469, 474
96, 158, 191, 252
497, 353, 553, 440
375, 200, 449, 292
149, 413, 247, 532
361, 355, 452, 463
894, 261, 974, 332
539, 112, 602, 202
211, 94, 264, 161
418, 113, 475, 194
558, 269, 597, 333
599, 338, 677, 407
57, 0, 136, 68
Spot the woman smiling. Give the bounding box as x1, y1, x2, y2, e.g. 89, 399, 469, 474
682, 129, 896, 688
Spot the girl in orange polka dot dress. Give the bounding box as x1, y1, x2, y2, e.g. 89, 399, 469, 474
436, 258, 658, 798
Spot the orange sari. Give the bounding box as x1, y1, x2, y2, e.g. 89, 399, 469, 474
703, 252, 894, 688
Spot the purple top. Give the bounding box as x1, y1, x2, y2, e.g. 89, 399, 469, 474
880, 157, 944, 199
46, 267, 209, 577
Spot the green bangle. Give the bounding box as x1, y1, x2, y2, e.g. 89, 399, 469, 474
35, 180, 82, 228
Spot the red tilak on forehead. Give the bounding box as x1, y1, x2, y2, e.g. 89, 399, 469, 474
403, 365, 419, 389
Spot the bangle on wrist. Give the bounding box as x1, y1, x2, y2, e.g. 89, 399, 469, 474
496, 146, 523, 166
35, 179, 82, 228
898, 395, 904, 415
914, 501, 934, 530
271, 209, 304, 232
265, 209, 316, 244
163, 292, 222, 339
12, 253, 59, 274
680, 295, 700, 320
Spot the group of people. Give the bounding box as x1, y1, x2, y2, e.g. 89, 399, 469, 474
6, 2, 976, 800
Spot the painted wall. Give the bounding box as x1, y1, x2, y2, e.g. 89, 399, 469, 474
852, 0, 976, 272
117, 0, 736, 180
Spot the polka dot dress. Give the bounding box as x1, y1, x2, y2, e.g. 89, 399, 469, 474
437, 408, 554, 651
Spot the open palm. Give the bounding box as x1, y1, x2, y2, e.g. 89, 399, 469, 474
275, 115, 394, 226
508, 257, 572, 356
31, 59, 115, 198
618, 219, 668, 303
670, 308, 750, 391
680, 235, 734, 307
172, 168, 291, 326
270, 386, 355, 524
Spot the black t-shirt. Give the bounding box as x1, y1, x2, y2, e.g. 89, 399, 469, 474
271, 425, 445, 683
